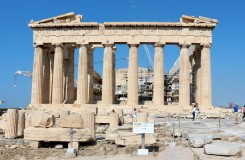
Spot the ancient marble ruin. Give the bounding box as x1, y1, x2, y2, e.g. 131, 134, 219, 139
29, 12, 218, 111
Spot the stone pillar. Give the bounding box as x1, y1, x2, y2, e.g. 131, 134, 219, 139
200, 43, 212, 109
153, 43, 164, 106
5, 109, 18, 139
83, 112, 95, 140
194, 52, 201, 105
42, 49, 50, 104
102, 44, 114, 105
52, 44, 64, 104
112, 47, 116, 103
65, 47, 75, 103
49, 53, 54, 104
127, 44, 139, 105
88, 47, 94, 103
31, 45, 43, 105
179, 44, 190, 108
110, 112, 119, 128
17, 110, 25, 137
77, 45, 88, 105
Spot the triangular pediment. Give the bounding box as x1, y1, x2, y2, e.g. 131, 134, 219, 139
181, 15, 219, 24
30, 12, 82, 24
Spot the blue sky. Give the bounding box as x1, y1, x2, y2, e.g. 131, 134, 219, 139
0, 0, 245, 108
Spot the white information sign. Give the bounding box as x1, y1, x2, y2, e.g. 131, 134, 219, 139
133, 122, 154, 134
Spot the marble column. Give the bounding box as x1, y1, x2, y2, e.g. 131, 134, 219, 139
200, 43, 212, 109
127, 44, 139, 106
31, 45, 43, 104
42, 49, 50, 104
102, 44, 114, 105
49, 52, 54, 104
65, 47, 75, 103
194, 52, 201, 105
112, 47, 116, 103
77, 45, 88, 105
179, 44, 190, 107
88, 47, 94, 103
153, 43, 164, 106
52, 44, 64, 104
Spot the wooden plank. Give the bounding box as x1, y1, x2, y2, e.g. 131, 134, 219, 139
24, 127, 92, 142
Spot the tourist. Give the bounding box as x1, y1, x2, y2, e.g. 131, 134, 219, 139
242, 105, 245, 121
192, 104, 198, 121
233, 103, 239, 124
132, 108, 137, 121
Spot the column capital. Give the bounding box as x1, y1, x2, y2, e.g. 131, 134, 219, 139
53, 43, 64, 48
179, 43, 191, 48
33, 44, 43, 48
154, 42, 165, 47
103, 44, 114, 48
128, 44, 139, 48
200, 43, 212, 48
78, 44, 91, 48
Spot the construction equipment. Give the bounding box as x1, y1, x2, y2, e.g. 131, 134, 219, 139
14, 70, 33, 88
143, 44, 154, 71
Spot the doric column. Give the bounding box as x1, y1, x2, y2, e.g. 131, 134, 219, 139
194, 52, 201, 105
102, 44, 114, 105
153, 43, 164, 106
127, 44, 139, 106
200, 43, 212, 109
179, 44, 190, 107
49, 52, 54, 104
42, 48, 50, 104
77, 45, 88, 105
52, 44, 64, 104
31, 45, 43, 104
88, 47, 94, 103
65, 47, 75, 103
112, 47, 116, 103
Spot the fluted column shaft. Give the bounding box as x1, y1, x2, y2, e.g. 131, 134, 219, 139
127, 44, 139, 105
49, 53, 54, 104
77, 45, 88, 105
66, 47, 75, 103
88, 48, 94, 103
52, 44, 64, 104
179, 44, 190, 107
42, 49, 50, 104
153, 43, 164, 106
102, 44, 114, 105
194, 53, 201, 105
31, 45, 43, 104
200, 44, 212, 109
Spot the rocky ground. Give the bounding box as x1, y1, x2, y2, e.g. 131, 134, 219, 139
0, 118, 245, 160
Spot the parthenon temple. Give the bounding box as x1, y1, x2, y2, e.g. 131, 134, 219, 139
29, 12, 218, 111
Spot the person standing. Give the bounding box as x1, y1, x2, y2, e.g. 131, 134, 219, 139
241, 105, 245, 121
233, 103, 239, 124
192, 104, 198, 121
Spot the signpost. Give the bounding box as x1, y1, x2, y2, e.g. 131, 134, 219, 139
133, 122, 154, 156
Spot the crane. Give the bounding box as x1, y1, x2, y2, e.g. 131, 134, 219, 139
143, 44, 154, 71
14, 70, 33, 88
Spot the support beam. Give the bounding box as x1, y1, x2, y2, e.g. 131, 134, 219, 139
179, 44, 190, 108
127, 44, 139, 106
77, 45, 88, 105
31, 45, 44, 104
88, 47, 94, 103
42, 48, 50, 104
65, 47, 75, 103
153, 43, 164, 106
102, 44, 114, 105
52, 44, 64, 104
200, 43, 212, 109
